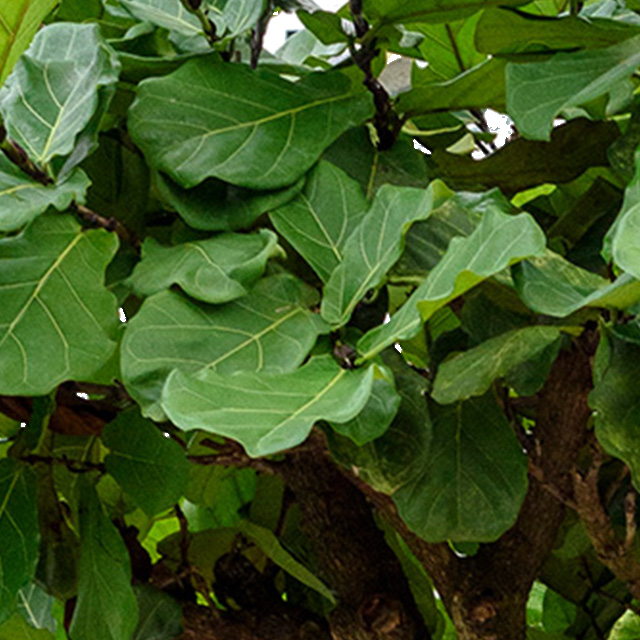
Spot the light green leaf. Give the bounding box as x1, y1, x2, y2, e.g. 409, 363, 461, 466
393, 395, 528, 542
162, 355, 375, 457
103, 410, 190, 516
237, 520, 336, 604
0, 155, 89, 232
0, 0, 58, 86
0, 23, 120, 167
69, 480, 138, 640
270, 161, 368, 283
506, 35, 640, 140
321, 184, 439, 327
121, 274, 328, 420
127, 230, 281, 304
513, 251, 640, 317
128, 59, 373, 190
17, 583, 56, 632
527, 582, 576, 633
220, 0, 266, 37
0, 460, 39, 624
0, 214, 119, 396
132, 586, 182, 640
610, 610, 640, 640
358, 208, 546, 361
118, 0, 203, 37
0, 614, 54, 640
612, 201, 640, 280
432, 326, 562, 404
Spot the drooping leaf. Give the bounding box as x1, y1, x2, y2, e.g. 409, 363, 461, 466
321, 184, 440, 327
0, 23, 120, 168
121, 274, 328, 420
132, 585, 182, 640
270, 161, 368, 282
127, 230, 281, 304
69, 480, 139, 640
162, 356, 374, 457
393, 395, 528, 542
506, 35, 640, 140
0, 0, 58, 86
0, 460, 39, 624
0, 214, 119, 396
103, 410, 190, 516
358, 208, 546, 360
128, 58, 373, 190
432, 326, 562, 404
0, 155, 89, 232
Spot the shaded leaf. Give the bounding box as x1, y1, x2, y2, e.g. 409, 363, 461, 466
17, 583, 56, 632
132, 585, 182, 640
162, 355, 375, 457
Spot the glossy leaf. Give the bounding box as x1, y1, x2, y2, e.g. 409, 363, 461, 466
270, 161, 368, 282
0, 460, 39, 624
128, 59, 373, 190
128, 230, 281, 304
0, 23, 120, 167
0, 214, 118, 396
321, 184, 439, 327
103, 410, 190, 515
121, 274, 327, 420
162, 356, 374, 457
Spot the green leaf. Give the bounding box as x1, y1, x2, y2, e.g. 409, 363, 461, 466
270, 161, 368, 283
162, 355, 375, 457
0, 155, 89, 232
432, 326, 562, 404
0, 0, 58, 86
118, 0, 203, 37
69, 480, 139, 640
132, 585, 182, 640
612, 201, 640, 280
121, 274, 327, 420
513, 251, 640, 317
128, 59, 373, 190
527, 582, 576, 633
127, 230, 281, 304
0, 460, 39, 624
103, 410, 190, 516
0, 214, 118, 396
236, 520, 336, 604
506, 35, 640, 140
321, 184, 440, 327
610, 611, 640, 640
358, 208, 546, 360
17, 583, 56, 632
393, 395, 528, 542
0, 614, 54, 640
0, 23, 120, 167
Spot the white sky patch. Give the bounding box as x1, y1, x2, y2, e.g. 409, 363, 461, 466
76, 392, 89, 400
118, 308, 127, 323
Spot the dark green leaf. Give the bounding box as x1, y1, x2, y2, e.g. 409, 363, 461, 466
132, 585, 182, 640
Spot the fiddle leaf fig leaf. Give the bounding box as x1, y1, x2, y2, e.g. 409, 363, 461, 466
432, 326, 563, 404
127, 230, 282, 304
118, 0, 203, 37
0, 460, 39, 625
128, 58, 374, 190
270, 161, 368, 283
358, 208, 546, 361
162, 356, 375, 457
103, 410, 190, 516
121, 274, 328, 420
0, 214, 119, 396
0, 23, 120, 168
132, 586, 182, 640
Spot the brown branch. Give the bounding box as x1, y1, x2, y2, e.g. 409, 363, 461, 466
73, 203, 139, 247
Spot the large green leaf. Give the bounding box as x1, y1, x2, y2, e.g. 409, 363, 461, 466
612, 200, 640, 280
128, 59, 373, 190
0, 23, 120, 167
118, 0, 203, 37
0, 614, 54, 640
432, 326, 562, 404
513, 251, 640, 317
127, 230, 281, 304
0, 0, 58, 86
357, 208, 546, 360
162, 355, 374, 457
506, 35, 640, 140
321, 184, 440, 327
394, 395, 528, 542
69, 481, 138, 640
121, 274, 327, 420
270, 161, 368, 283
0, 214, 119, 396
103, 410, 190, 515
0, 155, 89, 232
132, 586, 182, 640
0, 460, 39, 624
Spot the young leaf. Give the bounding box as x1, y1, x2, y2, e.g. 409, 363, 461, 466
0, 214, 119, 396
162, 356, 375, 457
128, 59, 373, 190
103, 410, 190, 516
0, 23, 120, 167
